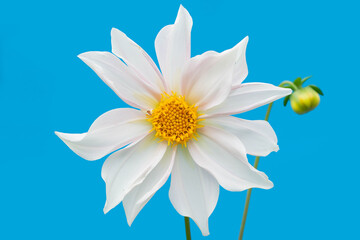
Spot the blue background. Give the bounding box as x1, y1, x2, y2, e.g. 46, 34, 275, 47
1, 0, 359, 239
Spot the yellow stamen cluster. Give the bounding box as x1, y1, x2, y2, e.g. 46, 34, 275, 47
147, 92, 203, 146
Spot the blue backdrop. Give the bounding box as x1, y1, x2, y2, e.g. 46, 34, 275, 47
1, 0, 359, 239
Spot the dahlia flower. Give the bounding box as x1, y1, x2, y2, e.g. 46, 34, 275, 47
56, 5, 291, 236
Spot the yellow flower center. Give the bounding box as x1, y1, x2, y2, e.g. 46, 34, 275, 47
147, 92, 203, 146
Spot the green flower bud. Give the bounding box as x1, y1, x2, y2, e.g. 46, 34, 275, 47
281, 76, 323, 115
290, 86, 320, 114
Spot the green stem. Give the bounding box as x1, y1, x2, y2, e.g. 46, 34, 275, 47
263, 102, 273, 122
279, 81, 298, 90
184, 217, 191, 240
238, 102, 274, 240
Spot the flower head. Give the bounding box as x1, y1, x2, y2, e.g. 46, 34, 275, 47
55, 5, 291, 236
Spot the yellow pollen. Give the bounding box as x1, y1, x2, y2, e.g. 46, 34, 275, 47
147, 92, 203, 146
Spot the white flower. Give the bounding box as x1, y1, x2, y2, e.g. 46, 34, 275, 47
55, 5, 291, 236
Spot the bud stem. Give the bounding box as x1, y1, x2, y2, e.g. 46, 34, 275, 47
184, 217, 192, 239
279, 81, 298, 90
238, 102, 274, 240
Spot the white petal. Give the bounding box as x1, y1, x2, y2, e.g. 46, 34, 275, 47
123, 146, 176, 226
232, 36, 249, 87
169, 146, 219, 236
111, 28, 166, 92
188, 126, 273, 191
204, 83, 292, 116
78, 51, 162, 110
181, 42, 241, 111
155, 5, 192, 92
101, 134, 168, 214
55, 108, 151, 161
204, 116, 278, 156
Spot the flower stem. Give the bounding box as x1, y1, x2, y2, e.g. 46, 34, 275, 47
238, 102, 274, 240
184, 217, 191, 240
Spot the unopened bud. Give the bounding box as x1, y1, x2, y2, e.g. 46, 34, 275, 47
281, 76, 323, 115
290, 86, 320, 114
